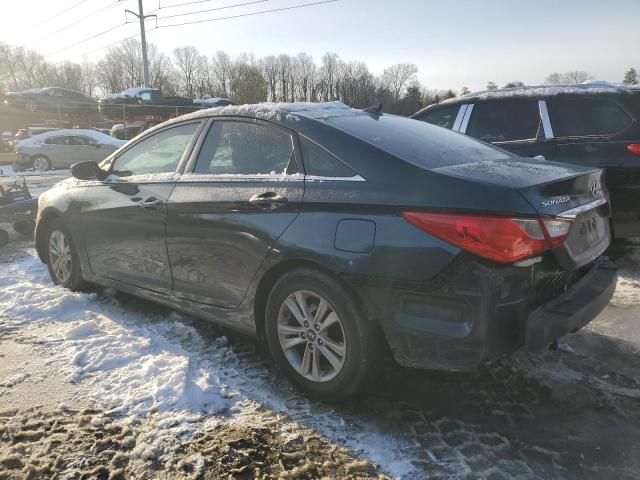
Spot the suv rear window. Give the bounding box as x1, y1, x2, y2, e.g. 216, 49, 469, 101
466, 100, 541, 142
549, 97, 632, 137
418, 105, 459, 129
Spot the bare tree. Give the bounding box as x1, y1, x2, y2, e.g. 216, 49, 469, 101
382, 63, 418, 102
173, 46, 201, 97
210, 50, 232, 98
544, 72, 564, 84
563, 70, 594, 84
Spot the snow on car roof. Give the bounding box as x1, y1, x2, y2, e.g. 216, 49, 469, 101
445, 81, 640, 104
19, 128, 125, 146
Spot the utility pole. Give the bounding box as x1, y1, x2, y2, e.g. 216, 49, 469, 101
126, 1, 156, 88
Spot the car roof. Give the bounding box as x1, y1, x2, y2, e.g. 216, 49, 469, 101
21, 128, 124, 145
413, 82, 640, 116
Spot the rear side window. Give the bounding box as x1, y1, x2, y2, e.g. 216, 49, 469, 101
194, 121, 294, 175
549, 97, 632, 137
466, 100, 541, 142
418, 105, 460, 130
299, 137, 355, 177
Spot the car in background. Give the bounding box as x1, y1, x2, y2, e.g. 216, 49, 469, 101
5, 88, 98, 114
99, 88, 198, 118
1, 131, 13, 151
110, 119, 164, 140
34, 102, 616, 400
192, 97, 235, 107
14, 126, 60, 143
14, 129, 126, 172
412, 82, 640, 238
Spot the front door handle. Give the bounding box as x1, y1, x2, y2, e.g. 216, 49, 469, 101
249, 192, 288, 210
139, 197, 164, 211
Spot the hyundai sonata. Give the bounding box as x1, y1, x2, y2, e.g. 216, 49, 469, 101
35, 102, 617, 400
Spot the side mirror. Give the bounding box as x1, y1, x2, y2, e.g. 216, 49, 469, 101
71, 161, 105, 180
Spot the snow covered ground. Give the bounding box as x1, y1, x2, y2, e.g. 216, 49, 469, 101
1, 172, 640, 479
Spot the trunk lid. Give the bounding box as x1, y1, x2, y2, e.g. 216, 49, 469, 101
433, 157, 611, 269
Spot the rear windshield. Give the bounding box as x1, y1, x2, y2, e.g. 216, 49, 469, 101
328, 114, 511, 169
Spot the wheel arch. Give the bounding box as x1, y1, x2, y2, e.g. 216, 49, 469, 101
35, 207, 62, 262
253, 257, 380, 343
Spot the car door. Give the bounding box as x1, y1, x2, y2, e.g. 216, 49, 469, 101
462, 99, 556, 159
42, 136, 70, 168
166, 118, 304, 308
71, 136, 110, 164
81, 121, 203, 294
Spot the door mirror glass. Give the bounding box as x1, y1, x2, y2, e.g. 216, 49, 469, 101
71, 161, 103, 180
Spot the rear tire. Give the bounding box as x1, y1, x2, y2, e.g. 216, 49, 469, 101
264, 268, 378, 402
45, 218, 87, 291
32, 156, 51, 172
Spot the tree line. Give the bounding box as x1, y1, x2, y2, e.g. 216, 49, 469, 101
0, 39, 636, 117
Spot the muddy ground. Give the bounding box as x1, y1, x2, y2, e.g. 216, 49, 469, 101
1, 171, 639, 480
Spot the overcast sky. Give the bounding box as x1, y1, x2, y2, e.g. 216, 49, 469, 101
1, 0, 639, 92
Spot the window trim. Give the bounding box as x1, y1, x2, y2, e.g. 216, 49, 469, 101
183, 116, 303, 179
538, 100, 555, 139
459, 103, 474, 133
106, 120, 205, 179
452, 104, 467, 132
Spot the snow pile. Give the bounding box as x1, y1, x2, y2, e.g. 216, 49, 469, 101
451, 82, 640, 103
0, 251, 415, 478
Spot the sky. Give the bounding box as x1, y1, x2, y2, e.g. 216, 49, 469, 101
0, 0, 639, 92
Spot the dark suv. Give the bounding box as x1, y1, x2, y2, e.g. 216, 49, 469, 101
412, 83, 640, 237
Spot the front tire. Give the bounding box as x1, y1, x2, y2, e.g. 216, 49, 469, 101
32, 155, 51, 172
265, 268, 378, 401
45, 219, 86, 290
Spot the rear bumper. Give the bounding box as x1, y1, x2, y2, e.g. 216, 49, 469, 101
351, 256, 617, 371
524, 257, 617, 351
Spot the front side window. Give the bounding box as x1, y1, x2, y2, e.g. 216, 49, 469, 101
418, 105, 460, 130
194, 121, 294, 175
549, 97, 632, 137
299, 136, 356, 177
45, 136, 71, 145
139, 92, 152, 103
466, 100, 541, 142
112, 122, 200, 177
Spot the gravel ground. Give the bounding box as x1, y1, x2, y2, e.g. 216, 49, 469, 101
1, 171, 639, 480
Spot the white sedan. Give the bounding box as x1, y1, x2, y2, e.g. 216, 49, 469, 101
14, 129, 126, 172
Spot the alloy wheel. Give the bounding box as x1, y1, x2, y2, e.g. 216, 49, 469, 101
277, 290, 347, 382
49, 229, 72, 284
33, 157, 49, 171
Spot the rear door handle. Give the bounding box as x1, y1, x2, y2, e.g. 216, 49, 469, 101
139, 197, 164, 210
249, 192, 288, 210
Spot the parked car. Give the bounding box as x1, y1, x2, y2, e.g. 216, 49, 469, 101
5, 88, 98, 114
110, 119, 164, 140
412, 82, 640, 238
192, 97, 235, 107
14, 129, 126, 172
35, 102, 616, 400
99, 88, 198, 118
1, 131, 13, 151
14, 126, 60, 143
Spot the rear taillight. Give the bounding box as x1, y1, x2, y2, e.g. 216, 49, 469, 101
402, 212, 572, 264
628, 144, 640, 156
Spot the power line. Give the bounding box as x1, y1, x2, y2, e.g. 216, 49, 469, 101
156, 0, 270, 20
157, 0, 338, 28
20, 0, 91, 34
18, 0, 128, 50
55, 28, 149, 63
44, 23, 130, 58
